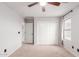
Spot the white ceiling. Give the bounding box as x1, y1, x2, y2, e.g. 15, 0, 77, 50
4, 2, 79, 17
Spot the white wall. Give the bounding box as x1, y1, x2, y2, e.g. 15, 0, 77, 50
34, 17, 61, 45
62, 5, 79, 56
0, 3, 24, 56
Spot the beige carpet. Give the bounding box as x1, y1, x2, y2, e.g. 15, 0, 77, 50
10, 44, 74, 57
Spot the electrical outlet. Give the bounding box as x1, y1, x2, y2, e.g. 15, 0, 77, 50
72, 46, 74, 49
18, 32, 20, 34
4, 49, 7, 53
0, 49, 7, 56
77, 49, 79, 52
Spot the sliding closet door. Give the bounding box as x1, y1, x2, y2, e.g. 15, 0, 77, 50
35, 18, 59, 45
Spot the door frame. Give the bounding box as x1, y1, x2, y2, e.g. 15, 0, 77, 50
33, 19, 34, 44
24, 17, 34, 44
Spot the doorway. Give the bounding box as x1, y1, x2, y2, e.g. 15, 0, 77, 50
24, 17, 34, 44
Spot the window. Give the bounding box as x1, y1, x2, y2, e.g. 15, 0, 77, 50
64, 18, 71, 40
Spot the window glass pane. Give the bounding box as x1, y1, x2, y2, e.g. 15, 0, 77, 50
64, 18, 71, 40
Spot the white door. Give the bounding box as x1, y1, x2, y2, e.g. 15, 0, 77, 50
25, 23, 33, 43
36, 20, 58, 45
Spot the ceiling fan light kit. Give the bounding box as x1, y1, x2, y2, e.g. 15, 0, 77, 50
39, 2, 47, 6
28, 2, 61, 12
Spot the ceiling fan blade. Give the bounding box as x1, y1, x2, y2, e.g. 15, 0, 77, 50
28, 2, 38, 7
42, 7, 45, 12
48, 2, 61, 6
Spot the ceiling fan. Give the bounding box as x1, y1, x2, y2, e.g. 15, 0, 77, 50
28, 2, 61, 12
